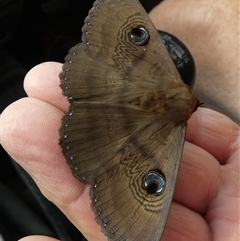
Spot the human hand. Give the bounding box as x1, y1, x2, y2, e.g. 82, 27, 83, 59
149, 0, 239, 124
0, 62, 239, 241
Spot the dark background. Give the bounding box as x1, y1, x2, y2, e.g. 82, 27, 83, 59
0, 1, 161, 241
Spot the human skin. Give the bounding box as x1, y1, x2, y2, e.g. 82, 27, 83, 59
149, 0, 239, 124
0, 0, 239, 241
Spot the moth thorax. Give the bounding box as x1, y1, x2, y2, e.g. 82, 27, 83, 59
138, 90, 166, 112
165, 86, 198, 121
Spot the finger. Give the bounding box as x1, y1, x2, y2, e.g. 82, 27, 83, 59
162, 203, 209, 241
0, 98, 106, 241
23, 62, 69, 112
177, 108, 239, 213
176, 107, 239, 224
1, 98, 79, 199
186, 107, 239, 164
19, 236, 59, 241
173, 140, 220, 214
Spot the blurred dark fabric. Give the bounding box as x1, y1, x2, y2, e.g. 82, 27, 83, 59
0, 1, 160, 240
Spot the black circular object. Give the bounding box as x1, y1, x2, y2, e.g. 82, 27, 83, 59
129, 26, 150, 46
143, 171, 165, 195
158, 30, 196, 88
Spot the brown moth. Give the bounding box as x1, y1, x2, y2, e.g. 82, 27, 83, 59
59, 0, 199, 240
